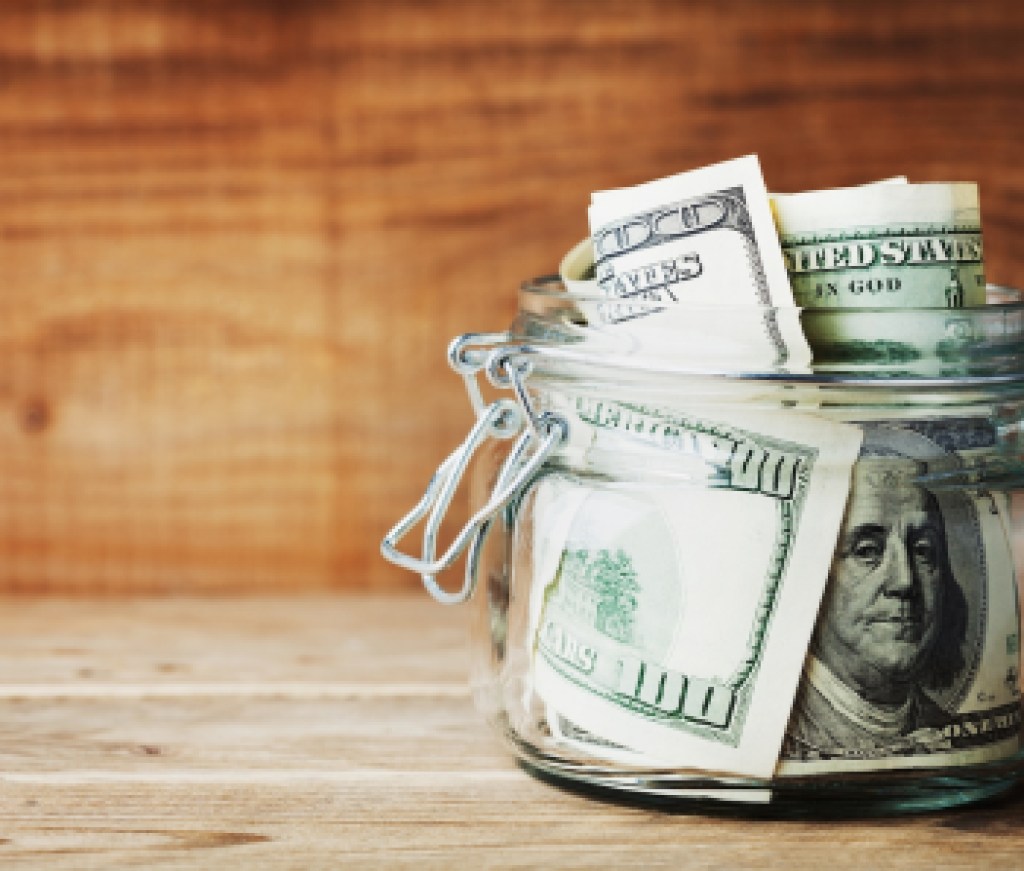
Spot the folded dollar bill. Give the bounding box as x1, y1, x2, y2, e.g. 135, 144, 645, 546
583, 154, 812, 371
527, 401, 862, 777
772, 180, 986, 373
772, 181, 985, 310
777, 420, 1021, 774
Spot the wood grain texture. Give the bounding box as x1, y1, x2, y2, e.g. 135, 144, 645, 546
1, 1, 1023, 591
0, 594, 1019, 870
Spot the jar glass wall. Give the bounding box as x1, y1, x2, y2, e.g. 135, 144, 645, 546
465, 278, 1024, 815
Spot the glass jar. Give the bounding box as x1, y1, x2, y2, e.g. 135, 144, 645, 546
383, 276, 1024, 815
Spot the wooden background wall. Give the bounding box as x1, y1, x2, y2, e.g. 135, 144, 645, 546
1, 0, 1022, 593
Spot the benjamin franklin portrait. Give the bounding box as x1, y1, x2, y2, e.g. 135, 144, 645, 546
783, 424, 980, 759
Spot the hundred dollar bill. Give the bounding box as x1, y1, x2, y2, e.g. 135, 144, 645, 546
799, 305, 991, 377
528, 400, 862, 777
772, 181, 987, 374
772, 181, 985, 310
543, 702, 773, 802
777, 419, 1021, 774
770, 175, 908, 199
560, 178, 908, 294
558, 236, 597, 295
586, 155, 812, 371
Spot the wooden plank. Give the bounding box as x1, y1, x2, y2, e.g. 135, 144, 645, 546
0, 595, 1019, 867
0, 696, 500, 773
0, 1, 1023, 591
0, 780, 1021, 871
0, 595, 470, 684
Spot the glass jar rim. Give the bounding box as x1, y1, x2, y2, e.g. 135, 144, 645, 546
512, 277, 1024, 390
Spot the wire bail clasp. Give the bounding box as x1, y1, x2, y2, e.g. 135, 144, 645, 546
448, 332, 522, 437
381, 338, 566, 604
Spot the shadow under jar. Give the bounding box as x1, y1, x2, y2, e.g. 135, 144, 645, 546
392, 277, 1024, 816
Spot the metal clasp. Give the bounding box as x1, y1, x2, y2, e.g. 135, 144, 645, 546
380, 336, 567, 604
448, 332, 520, 437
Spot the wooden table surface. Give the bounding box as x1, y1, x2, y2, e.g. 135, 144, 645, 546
0, 595, 1021, 869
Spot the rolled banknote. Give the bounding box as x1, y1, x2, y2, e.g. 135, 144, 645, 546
527, 400, 862, 777
558, 236, 596, 294
772, 181, 985, 310
584, 154, 812, 371
800, 305, 987, 377
769, 176, 908, 198
559, 177, 909, 295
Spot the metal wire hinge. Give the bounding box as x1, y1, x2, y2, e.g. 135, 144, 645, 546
380, 336, 567, 604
